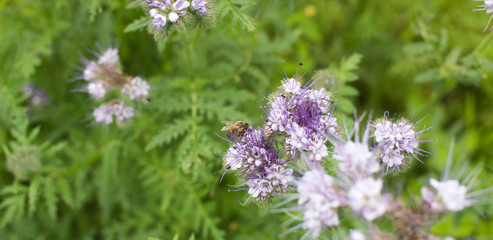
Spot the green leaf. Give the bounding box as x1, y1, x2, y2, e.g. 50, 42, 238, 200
145, 119, 192, 151
28, 177, 41, 216
218, 0, 256, 32
124, 16, 151, 33
43, 178, 58, 219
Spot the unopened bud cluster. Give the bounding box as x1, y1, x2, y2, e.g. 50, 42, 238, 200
81, 48, 150, 125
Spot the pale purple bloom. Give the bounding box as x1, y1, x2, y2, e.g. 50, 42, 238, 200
421, 178, 469, 212
87, 81, 107, 99
93, 105, 114, 125
150, 9, 167, 29
122, 77, 150, 100
112, 102, 134, 122
373, 113, 428, 172
83, 61, 100, 81
247, 178, 273, 200
333, 141, 379, 179
97, 48, 119, 66
297, 169, 342, 237
191, 0, 208, 15
349, 230, 366, 240
282, 78, 301, 94
170, 0, 190, 22
348, 177, 389, 221
266, 164, 294, 193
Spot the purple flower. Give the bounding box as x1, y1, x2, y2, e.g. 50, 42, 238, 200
372, 112, 429, 173
170, 0, 190, 22
191, 0, 208, 15
97, 48, 119, 66
296, 169, 343, 237
93, 104, 114, 125
333, 141, 379, 179
247, 178, 273, 201
87, 81, 107, 99
348, 177, 390, 221
122, 76, 150, 100
112, 102, 134, 122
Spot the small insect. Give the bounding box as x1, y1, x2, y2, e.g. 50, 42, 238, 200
221, 121, 249, 136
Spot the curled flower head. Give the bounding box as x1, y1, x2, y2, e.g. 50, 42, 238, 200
247, 177, 273, 201
97, 48, 119, 66
333, 141, 379, 179
191, 0, 209, 15
373, 112, 430, 173
348, 177, 390, 221
93, 104, 114, 125
421, 178, 469, 212
112, 102, 134, 122
420, 140, 492, 213
83, 61, 101, 81
87, 81, 107, 99
296, 169, 343, 237
266, 164, 294, 193
122, 76, 150, 100
92, 102, 134, 125
282, 77, 301, 94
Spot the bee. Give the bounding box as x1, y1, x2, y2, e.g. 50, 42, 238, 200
221, 121, 249, 137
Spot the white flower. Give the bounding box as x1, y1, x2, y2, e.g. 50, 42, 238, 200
93, 105, 113, 125
266, 164, 293, 192
225, 147, 242, 170
247, 179, 273, 200
97, 48, 119, 66
349, 230, 366, 240
282, 78, 301, 94
297, 169, 342, 237
169, 0, 190, 23
333, 141, 379, 179
87, 81, 107, 99
421, 178, 469, 212
150, 9, 167, 28
112, 102, 134, 122
83, 61, 100, 81
122, 77, 150, 100
191, 0, 208, 15
348, 177, 389, 221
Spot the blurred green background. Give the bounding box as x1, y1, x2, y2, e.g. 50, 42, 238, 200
1, 0, 493, 239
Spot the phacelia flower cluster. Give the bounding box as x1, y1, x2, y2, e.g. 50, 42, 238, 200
224, 127, 293, 202
296, 169, 343, 237
220, 69, 492, 239
372, 112, 429, 173
142, 0, 213, 39
81, 48, 150, 125
421, 178, 469, 212
263, 77, 339, 165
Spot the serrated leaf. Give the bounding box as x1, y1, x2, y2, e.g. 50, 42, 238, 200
43, 178, 58, 219
218, 0, 255, 32
124, 16, 150, 33
145, 119, 191, 151
56, 178, 74, 207
28, 177, 41, 216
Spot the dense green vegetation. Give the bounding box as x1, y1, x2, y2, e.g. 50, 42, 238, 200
1, 0, 493, 239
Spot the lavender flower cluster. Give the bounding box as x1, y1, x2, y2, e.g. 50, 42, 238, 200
220, 74, 492, 239
81, 48, 150, 125
142, 0, 212, 38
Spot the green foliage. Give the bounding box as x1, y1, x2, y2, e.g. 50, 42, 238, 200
1, 0, 493, 239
